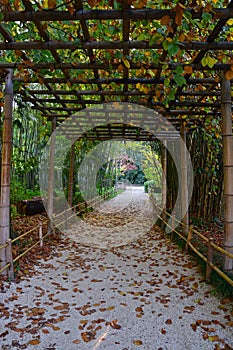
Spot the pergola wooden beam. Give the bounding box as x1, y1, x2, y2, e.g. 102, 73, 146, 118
26, 98, 220, 109
1, 40, 233, 51
0, 77, 222, 84
0, 62, 232, 72
24, 89, 221, 97
3, 8, 233, 22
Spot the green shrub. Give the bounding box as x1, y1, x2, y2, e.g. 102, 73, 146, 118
144, 180, 161, 193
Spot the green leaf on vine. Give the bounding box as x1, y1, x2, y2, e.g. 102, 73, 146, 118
201, 55, 217, 69
174, 74, 186, 86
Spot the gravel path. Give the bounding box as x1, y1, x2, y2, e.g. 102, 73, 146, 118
1, 188, 233, 350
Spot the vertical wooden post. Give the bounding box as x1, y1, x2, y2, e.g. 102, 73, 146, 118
67, 142, 75, 208
6, 239, 14, 280
0, 70, 13, 275
161, 140, 167, 226
184, 226, 193, 254
206, 238, 214, 283
221, 75, 233, 270
39, 222, 43, 248
47, 117, 56, 233
171, 216, 175, 241
180, 124, 189, 236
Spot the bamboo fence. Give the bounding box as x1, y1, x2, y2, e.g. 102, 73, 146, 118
0, 189, 116, 279
153, 200, 233, 288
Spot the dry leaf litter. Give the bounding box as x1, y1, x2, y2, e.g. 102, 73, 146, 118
1, 187, 233, 350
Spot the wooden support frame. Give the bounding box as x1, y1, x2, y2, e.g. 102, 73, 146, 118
161, 141, 167, 225
180, 124, 189, 236
47, 117, 56, 233
0, 70, 13, 275
221, 75, 233, 271
206, 238, 214, 282
6, 239, 14, 280
68, 143, 75, 207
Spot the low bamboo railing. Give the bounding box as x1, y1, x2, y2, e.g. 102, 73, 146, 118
0, 189, 117, 279
152, 200, 233, 288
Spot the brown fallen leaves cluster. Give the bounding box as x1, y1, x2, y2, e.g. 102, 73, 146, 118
83, 206, 138, 228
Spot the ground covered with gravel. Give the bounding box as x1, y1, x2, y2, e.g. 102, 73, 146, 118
1, 187, 233, 350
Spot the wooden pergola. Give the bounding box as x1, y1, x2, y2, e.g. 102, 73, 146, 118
0, 0, 232, 272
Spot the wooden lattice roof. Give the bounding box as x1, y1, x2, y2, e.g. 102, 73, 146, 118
0, 0, 233, 138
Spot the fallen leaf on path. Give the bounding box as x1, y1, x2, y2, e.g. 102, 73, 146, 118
81, 331, 96, 342
29, 339, 40, 345
53, 305, 68, 310
109, 319, 121, 329
73, 339, 81, 344
165, 319, 172, 325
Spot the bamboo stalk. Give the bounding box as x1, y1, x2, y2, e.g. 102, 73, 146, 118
180, 124, 189, 236
0, 69, 13, 275
47, 117, 57, 234
39, 222, 43, 248
184, 226, 193, 254
221, 75, 233, 271
6, 239, 14, 280
206, 238, 214, 282
67, 143, 75, 207
161, 141, 167, 227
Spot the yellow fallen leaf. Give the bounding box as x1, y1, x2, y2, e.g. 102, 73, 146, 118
107, 306, 115, 311
28, 339, 40, 345
208, 335, 220, 342
133, 339, 143, 346
80, 320, 88, 325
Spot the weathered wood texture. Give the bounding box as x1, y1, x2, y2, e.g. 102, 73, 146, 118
0, 70, 13, 274
221, 76, 233, 270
